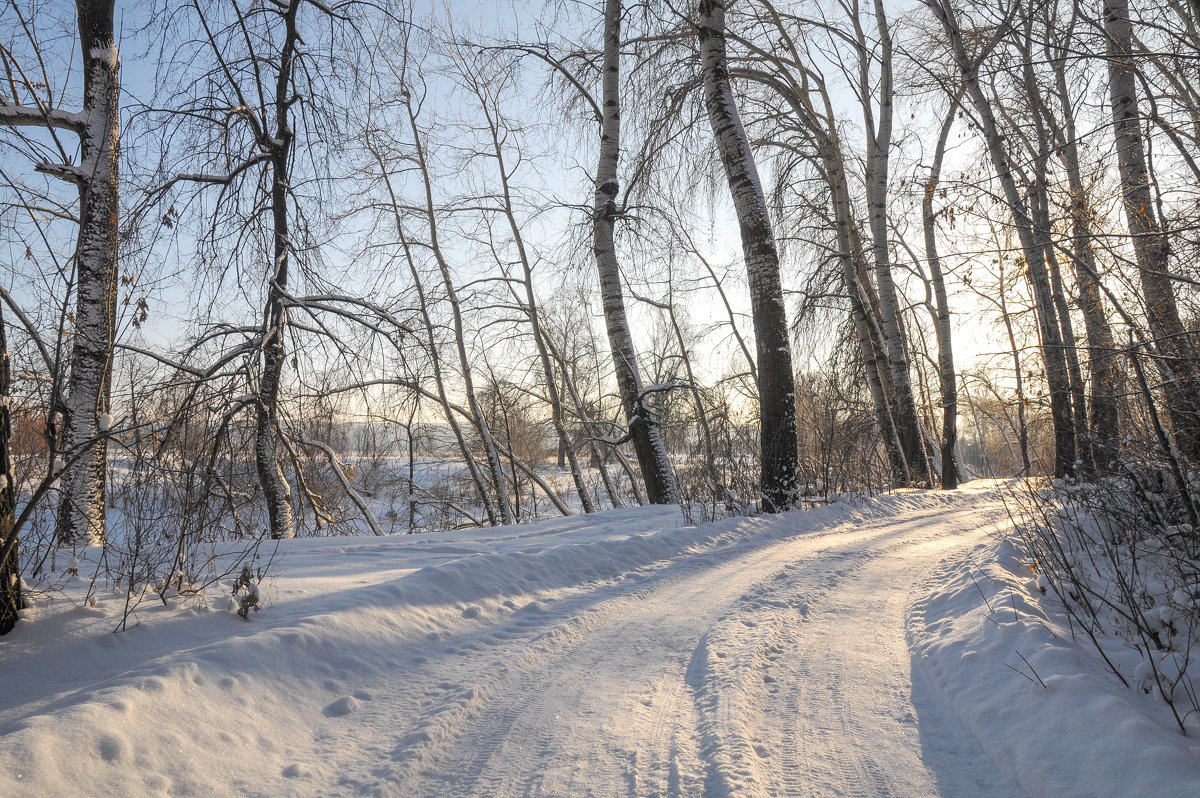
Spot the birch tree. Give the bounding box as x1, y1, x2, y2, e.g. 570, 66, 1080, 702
0, 302, 18, 634
860, 0, 931, 485
452, 48, 596, 514
920, 101, 959, 488
698, 0, 798, 511
1, 0, 120, 545
924, 0, 1077, 478
593, 0, 677, 504
1104, 0, 1200, 462
1045, 5, 1121, 469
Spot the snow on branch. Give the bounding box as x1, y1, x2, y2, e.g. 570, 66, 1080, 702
0, 103, 87, 133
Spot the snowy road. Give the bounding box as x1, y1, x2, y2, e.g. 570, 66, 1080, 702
309, 494, 1025, 797
2, 489, 1047, 796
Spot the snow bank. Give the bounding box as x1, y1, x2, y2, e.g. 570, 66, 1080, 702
0, 490, 963, 796
909, 526, 1200, 798
10, 484, 1194, 796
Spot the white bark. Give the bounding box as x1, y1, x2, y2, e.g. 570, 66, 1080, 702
861, 0, 930, 485
1104, 0, 1200, 461
698, 0, 799, 512
54, 0, 122, 546
593, 0, 677, 505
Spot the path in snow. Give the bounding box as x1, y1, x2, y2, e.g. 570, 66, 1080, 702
1, 491, 1042, 797
317, 497, 1026, 797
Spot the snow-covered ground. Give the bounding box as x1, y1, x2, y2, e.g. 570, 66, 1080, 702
3, 483, 1200, 796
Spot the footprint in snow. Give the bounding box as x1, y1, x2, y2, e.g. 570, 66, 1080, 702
98, 735, 126, 763
324, 695, 360, 717
282, 763, 308, 778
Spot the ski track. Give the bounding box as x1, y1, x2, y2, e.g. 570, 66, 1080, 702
302, 493, 1028, 798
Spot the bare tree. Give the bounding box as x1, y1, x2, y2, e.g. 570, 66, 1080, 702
1, 0, 121, 544
920, 100, 960, 488
1104, 0, 1200, 462
593, 0, 678, 504
924, 0, 1077, 478
698, 0, 798, 511
0, 301, 18, 634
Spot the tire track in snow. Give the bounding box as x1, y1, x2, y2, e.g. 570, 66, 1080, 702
690, 503, 1029, 798
377, 496, 993, 797
295, 491, 1015, 797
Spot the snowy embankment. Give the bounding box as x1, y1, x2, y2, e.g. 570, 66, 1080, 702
2, 483, 1199, 796
910, 514, 1200, 797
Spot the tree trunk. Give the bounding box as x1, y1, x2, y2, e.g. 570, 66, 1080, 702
698, 0, 798, 512
927, 0, 1076, 477
863, 0, 930, 485
1054, 66, 1122, 470
254, 0, 302, 540
819, 130, 907, 484
923, 103, 959, 489
998, 258, 1033, 475
54, 0, 121, 546
0, 302, 19, 635
369, 140, 500, 526
404, 103, 515, 524
545, 338, 624, 508
594, 0, 677, 505
1104, 0, 1200, 462
1018, 33, 1092, 476
478, 96, 595, 513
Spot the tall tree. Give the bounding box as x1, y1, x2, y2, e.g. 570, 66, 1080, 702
1, 0, 121, 545
861, 0, 931, 485
0, 301, 18, 634
921, 101, 959, 488
925, 0, 1077, 478
593, 0, 678, 504
454, 50, 596, 513
1104, 0, 1200, 462
698, 0, 798, 511
1047, 23, 1121, 470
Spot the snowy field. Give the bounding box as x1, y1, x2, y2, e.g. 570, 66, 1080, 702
3, 483, 1200, 796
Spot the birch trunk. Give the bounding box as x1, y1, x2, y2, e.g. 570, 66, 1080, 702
54, 0, 121, 546
923, 104, 959, 489
720, 63, 905, 483
1104, 0, 1200, 462
863, 0, 930, 485
806, 90, 907, 483
479, 100, 594, 513
1054, 66, 1122, 468
1018, 34, 1092, 475
836, 170, 906, 482
405, 104, 515, 524
0, 302, 18, 634
593, 0, 677, 505
254, 0, 301, 540
698, 0, 798, 511
369, 143, 500, 527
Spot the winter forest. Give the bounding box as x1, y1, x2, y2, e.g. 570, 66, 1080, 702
4, 0, 1200, 794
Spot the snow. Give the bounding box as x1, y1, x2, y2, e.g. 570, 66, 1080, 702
89, 45, 119, 69
3, 483, 1200, 796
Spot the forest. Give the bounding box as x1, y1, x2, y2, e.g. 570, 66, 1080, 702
1, 0, 1199, 661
